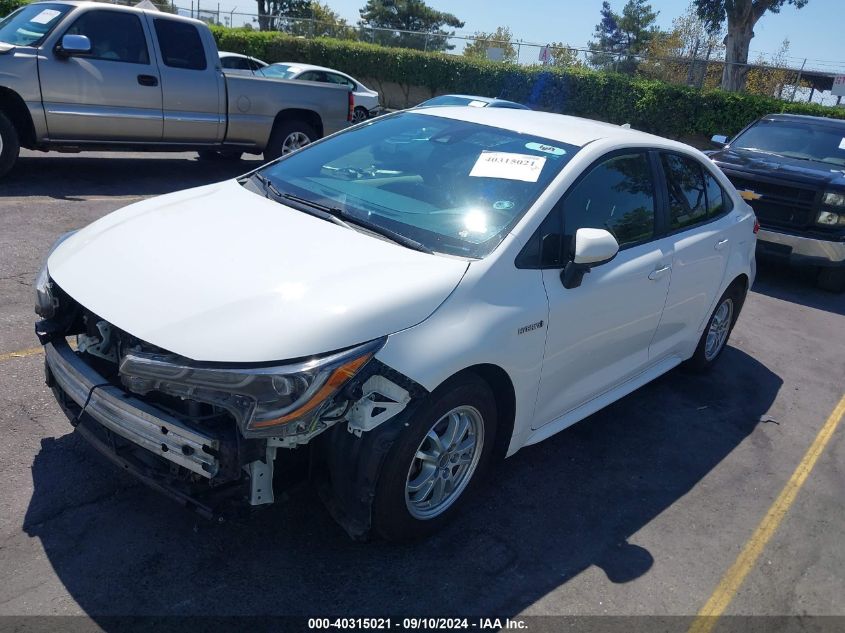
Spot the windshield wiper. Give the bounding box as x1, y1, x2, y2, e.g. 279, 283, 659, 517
280, 192, 434, 255
249, 173, 352, 230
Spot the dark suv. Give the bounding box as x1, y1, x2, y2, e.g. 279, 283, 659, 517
708, 114, 845, 292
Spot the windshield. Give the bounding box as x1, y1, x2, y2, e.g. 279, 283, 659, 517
0, 3, 71, 46
730, 119, 845, 167
253, 112, 578, 258
257, 64, 299, 79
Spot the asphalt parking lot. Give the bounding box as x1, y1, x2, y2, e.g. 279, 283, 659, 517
1, 150, 844, 629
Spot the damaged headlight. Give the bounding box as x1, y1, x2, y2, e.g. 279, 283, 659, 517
118, 338, 384, 438
34, 231, 77, 318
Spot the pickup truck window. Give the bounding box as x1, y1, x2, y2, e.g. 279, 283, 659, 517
0, 3, 71, 46
65, 10, 149, 64
153, 19, 206, 70
731, 119, 845, 167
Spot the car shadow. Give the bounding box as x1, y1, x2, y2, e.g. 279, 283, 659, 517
23, 347, 780, 619
3, 152, 265, 199
752, 260, 845, 317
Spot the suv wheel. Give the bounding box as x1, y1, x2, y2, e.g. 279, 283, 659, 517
0, 111, 21, 179
372, 374, 497, 541
817, 267, 845, 293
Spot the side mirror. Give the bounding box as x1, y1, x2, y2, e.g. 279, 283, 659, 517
710, 134, 729, 147
561, 228, 619, 289
56, 34, 91, 57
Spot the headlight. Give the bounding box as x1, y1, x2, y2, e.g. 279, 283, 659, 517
816, 210, 845, 227
822, 191, 845, 207
118, 338, 383, 438
34, 231, 77, 318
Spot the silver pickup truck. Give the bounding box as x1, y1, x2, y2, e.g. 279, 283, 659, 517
0, 1, 352, 178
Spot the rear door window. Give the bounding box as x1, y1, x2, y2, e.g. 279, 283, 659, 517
703, 170, 732, 217
662, 153, 707, 230
154, 19, 206, 70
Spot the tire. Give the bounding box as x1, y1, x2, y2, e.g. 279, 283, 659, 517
816, 267, 845, 293
372, 374, 497, 542
0, 111, 21, 179
352, 106, 368, 124
263, 119, 316, 162
197, 150, 243, 161
686, 284, 743, 372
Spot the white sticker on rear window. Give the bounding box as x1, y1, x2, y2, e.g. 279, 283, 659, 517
30, 9, 61, 24
839, 137, 845, 150
525, 142, 566, 156
470, 151, 547, 182
468, 100, 487, 107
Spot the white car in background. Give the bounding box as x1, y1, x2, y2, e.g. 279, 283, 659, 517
218, 51, 268, 75
35, 108, 756, 541
258, 62, 382, 123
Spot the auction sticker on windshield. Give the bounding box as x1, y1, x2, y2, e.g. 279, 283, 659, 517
30, 9, 62, 24
469, 151, 547, 182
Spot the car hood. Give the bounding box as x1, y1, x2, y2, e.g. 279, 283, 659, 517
48, 179, 469, 362
709, 147, 845, 187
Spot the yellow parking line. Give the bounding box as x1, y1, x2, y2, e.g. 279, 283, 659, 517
688, 393, 845, 633
0, 346, 45, 362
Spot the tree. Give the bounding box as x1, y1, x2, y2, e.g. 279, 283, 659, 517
588, 0, 659, 73
463, 26, 517, 63
0, 0, 29, 16
745, 38, 798, 98
693, 0, 809, 92
255, 0, 309, 32
358, 0, 464, 52
641, 3, 723, 87
287, 2, 359, 39
545, 42, 582, 69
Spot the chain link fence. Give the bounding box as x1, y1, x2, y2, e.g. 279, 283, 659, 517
115, 0, 845, 106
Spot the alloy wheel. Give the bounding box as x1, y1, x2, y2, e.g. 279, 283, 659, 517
405, 405, 484, 520
704, 297, 733, 361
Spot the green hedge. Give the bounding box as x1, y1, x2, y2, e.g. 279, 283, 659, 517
211, 27, 845, 139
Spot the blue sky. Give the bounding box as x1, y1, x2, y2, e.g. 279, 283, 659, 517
304, 0, 840, 71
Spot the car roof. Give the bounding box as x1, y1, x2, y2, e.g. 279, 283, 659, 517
219, 52, 250, 59
38, 0, 205, 26
408, 107, 680, 149
763, 113, 845, 128
272, 62, 350, 76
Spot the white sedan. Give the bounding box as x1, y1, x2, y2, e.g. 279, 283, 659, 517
256, 62, 382, 123
218, 51, 268, 75
35, 108, 756, 540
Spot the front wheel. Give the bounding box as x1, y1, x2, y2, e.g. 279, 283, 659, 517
264, 119, 316, 162
372, 374, 497, 541
0, 111, 21, 179
686, 285, 742, 371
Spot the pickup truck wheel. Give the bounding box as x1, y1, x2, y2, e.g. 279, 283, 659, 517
686, 285, 742, 372
0, 111, 21, 179
352, 107, 368, 124
816, 267, 845, 293
264, 119, 316, 162
372, 374, 497, 542
197, 150, 243, 161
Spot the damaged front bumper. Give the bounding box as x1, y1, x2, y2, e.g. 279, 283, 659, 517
45, 339, 221, 478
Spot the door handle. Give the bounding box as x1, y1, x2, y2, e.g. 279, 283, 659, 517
137, 74, 158, 87
714, 238, 729, 251
648, 265, 671, 281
